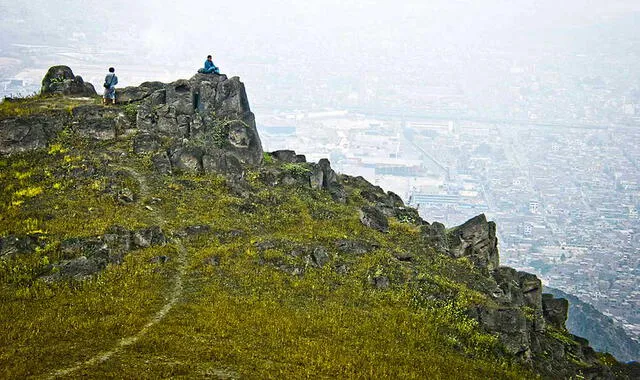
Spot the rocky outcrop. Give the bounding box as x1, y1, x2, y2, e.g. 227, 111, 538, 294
310, 158, 346, 202
3, 67, 263, 178
0, 110, 68, 154
447, 214, 499, 272
116, 81, 166, 104
546, 286, 640, 363
132, 73, 263, 174
41, 65, 96, 97
270, 149, 306, 163
542, 293, 569, 330
71, 105, 123, 140
43, 225, 167, 281
359, 205, 389, 233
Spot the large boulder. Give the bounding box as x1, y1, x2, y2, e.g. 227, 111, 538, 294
117, 81, 166, 104
41, 65, 96, 97
359, 206, 389, 233
133, 73, 263, 174
447, 214, 499, 271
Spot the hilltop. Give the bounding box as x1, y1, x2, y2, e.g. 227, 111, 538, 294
0, 66, 638, 379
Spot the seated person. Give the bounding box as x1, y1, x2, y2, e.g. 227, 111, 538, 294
198, 55, 220, 74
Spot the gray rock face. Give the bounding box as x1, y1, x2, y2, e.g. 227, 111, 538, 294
44, 225, 166, 281
420, 222, 448, 254
447, 214, 499, 271
545, 286, 640, 363
3, 67, 262, 178
0, 111, 67, 154
542, 293, 570, 330
71, 105, 121, 140
117, 82, 166, 104
41, 66, 96, 97
310, 158, 346, 202
476, 307, 530, 358
133, 74, 263, 174
359, 206, 389, 233
270, 150, 306, 163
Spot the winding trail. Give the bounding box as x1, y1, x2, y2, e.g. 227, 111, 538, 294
48, 166, 187, 379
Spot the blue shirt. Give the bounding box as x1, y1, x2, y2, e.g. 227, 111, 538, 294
204, 59, 216, 70
105, 73, 118, 88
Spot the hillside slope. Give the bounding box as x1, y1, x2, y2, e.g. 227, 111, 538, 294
0, 66, 638, 379
545, 287, 640, 363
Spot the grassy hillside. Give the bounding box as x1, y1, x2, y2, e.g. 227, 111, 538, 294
0, 102, 533, 379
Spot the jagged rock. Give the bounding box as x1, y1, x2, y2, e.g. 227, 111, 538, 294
46, 225, 166, 280
102, 225, 133, 257
54, 255, 108, 280
359, 206, 389, 233
318, 158, 339, 187
342, 175, 386, 202
60, 237, 109, 260
335, 264, 349, 275
545, 286, 640, 363
542, 294, 569, 330
420, 222, 448, 253
309, 166, 324, 190
41, 65, 96, 97
475, 306, 531, 358
114, 114, 133, 137
202, 152, 243, 174
71, 105, 119, 140
117, 81, 166, 104
386, 191, 404, 207
271, 150, 306, 163
447, 214, 499, 271
152, 152, 172, 175
0, 111, 67, 155
492, 267, 545, 332
130, 74, 263, 174
133, 132, 161, 154
170, 147, 203, 173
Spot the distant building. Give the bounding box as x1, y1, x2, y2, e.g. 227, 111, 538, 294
529, 200, 540, 214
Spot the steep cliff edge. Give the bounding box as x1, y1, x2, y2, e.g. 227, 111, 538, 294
0, 66, 638, 379
545, 286, 640, 363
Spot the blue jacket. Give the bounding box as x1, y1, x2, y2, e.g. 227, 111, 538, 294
204, 59, 217, 70
105, 73, 118, 88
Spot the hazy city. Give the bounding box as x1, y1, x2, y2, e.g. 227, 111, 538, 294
2, 0, 639, 358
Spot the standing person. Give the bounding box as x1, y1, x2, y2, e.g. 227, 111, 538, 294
103, 67, 118, 105
200, 55, 220, 74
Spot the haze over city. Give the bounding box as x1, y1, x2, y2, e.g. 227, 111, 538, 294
1, 0, 639, 356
